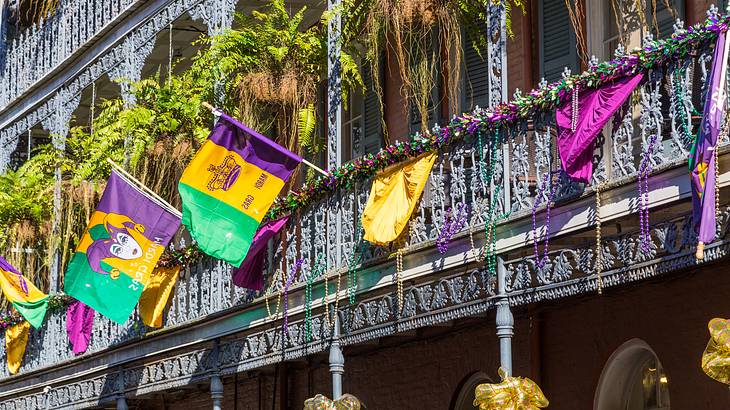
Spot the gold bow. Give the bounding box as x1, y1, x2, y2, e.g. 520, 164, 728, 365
474, 368, 549, 410
702, 318, 730, 385
303, 394, 361, 410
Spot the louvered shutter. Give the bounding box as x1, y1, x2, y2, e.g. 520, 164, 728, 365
362, 62, 383, 155
652, 0, 684, 39
463, 24, 489, 111
539, 0, 579, 83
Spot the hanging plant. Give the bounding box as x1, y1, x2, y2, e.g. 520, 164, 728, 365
195, 0, 363, 158
342, 0, 519, 135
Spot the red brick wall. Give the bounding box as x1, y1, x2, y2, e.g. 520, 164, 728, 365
538, 262, 730, 409
156, 261, 730, 409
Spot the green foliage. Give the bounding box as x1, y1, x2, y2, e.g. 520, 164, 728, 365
0, 169, 52, 231
194, 0, 362, 154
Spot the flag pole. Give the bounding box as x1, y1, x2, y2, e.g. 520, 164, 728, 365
200, 102, 330, 177
106, 158, 183, 219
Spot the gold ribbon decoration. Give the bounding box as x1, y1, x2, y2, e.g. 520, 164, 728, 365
303, 394, 361, 410
474, 368, 549, 410
5, 321, 30, 375
361, 152, 436, 246
702, 318, 730, 385
139, 266, 181, 328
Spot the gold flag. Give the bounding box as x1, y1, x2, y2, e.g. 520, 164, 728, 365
6, 321, 30, 375
138, 266, 181, 328
362, 152, 436, 245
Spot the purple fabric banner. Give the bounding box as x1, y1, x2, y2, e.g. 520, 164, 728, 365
556, 73, 644, 182
231, 216, 289, 290
691, 30, 730, 247
210, 113, 302, 182
66, 301, 95, 355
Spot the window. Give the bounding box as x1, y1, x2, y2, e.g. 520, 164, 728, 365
348, 61, 383, 160
539, 0, 579, 83
595, 339, 671, 410
451, 372, 492, 410
587, 0, 684, 61
462, 23, 490, 111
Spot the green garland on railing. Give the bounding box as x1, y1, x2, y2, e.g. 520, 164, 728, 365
265, 12, 728, 222
148, 11, 729, 273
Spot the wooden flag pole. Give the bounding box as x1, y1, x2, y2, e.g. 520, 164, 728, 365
106, 158, 183, 218
200, 102, 330, 177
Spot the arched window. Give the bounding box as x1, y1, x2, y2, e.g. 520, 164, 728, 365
452, 372, 492, 410
595, 339, 671, 410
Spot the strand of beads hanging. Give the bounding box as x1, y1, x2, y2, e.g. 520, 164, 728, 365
672, 66, 694, 144
282, 259, 304, 335
396, 248, 404, 317
323, 259, 343, 330
436, 202, 468, 254
638, 133, 659, 255
532, 171, 559, 270
595, 183, 604, 295
348, 222, 366, 305
571, 85, 580, 132
305, 253, 325, 342
265, 269, 284, 320
471, 129, 511, 275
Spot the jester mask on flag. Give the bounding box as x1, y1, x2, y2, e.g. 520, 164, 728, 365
179, 112, 301, 266
0, 256, 48, 329
690, 29, 730, 258
64, 171, 181, 324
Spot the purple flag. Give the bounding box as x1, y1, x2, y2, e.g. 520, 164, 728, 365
66, 301, 95, 355
64, 171, 181, 324
557, 74, 644, 182
690, 30, 730, 255
231, 216, 289, 290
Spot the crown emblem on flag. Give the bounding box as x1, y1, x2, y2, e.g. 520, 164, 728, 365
207, 155, 242, 191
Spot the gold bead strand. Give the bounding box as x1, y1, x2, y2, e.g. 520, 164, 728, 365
595, 183, 604, 295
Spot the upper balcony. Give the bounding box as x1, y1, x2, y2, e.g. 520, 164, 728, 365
0, 1, 729, 408
0, 0, 143, 109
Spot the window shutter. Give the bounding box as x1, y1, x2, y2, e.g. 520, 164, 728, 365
539, 0, 579, 83
652, 0, 684, 39
362, 62, 383, 155
463, 24, 489, 111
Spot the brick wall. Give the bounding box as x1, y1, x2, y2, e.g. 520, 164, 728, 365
156, 260, 730, 409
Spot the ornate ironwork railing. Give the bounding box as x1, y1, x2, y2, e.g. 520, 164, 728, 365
0, 0, 139, 109
0, 15, 728, 382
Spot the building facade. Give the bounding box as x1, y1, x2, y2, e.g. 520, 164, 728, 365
0, 0, 729, 409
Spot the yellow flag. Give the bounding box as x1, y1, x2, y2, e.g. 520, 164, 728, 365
138, 266, 181, 328
6, 321, 30, 375
362, 152, 436, 245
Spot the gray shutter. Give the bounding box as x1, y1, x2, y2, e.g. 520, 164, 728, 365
652, 0, 684, 39
463, 24, 489, 110
539, 0, 579, 83
362, 62, 383, 155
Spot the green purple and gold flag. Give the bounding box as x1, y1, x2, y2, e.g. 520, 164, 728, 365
179, 112, 301, 266
64, 171, 181, 324
0, 257, 48, 329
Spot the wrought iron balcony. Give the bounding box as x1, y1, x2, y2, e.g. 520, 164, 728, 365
0, 0, 144, 109
0, 20, 727, 387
